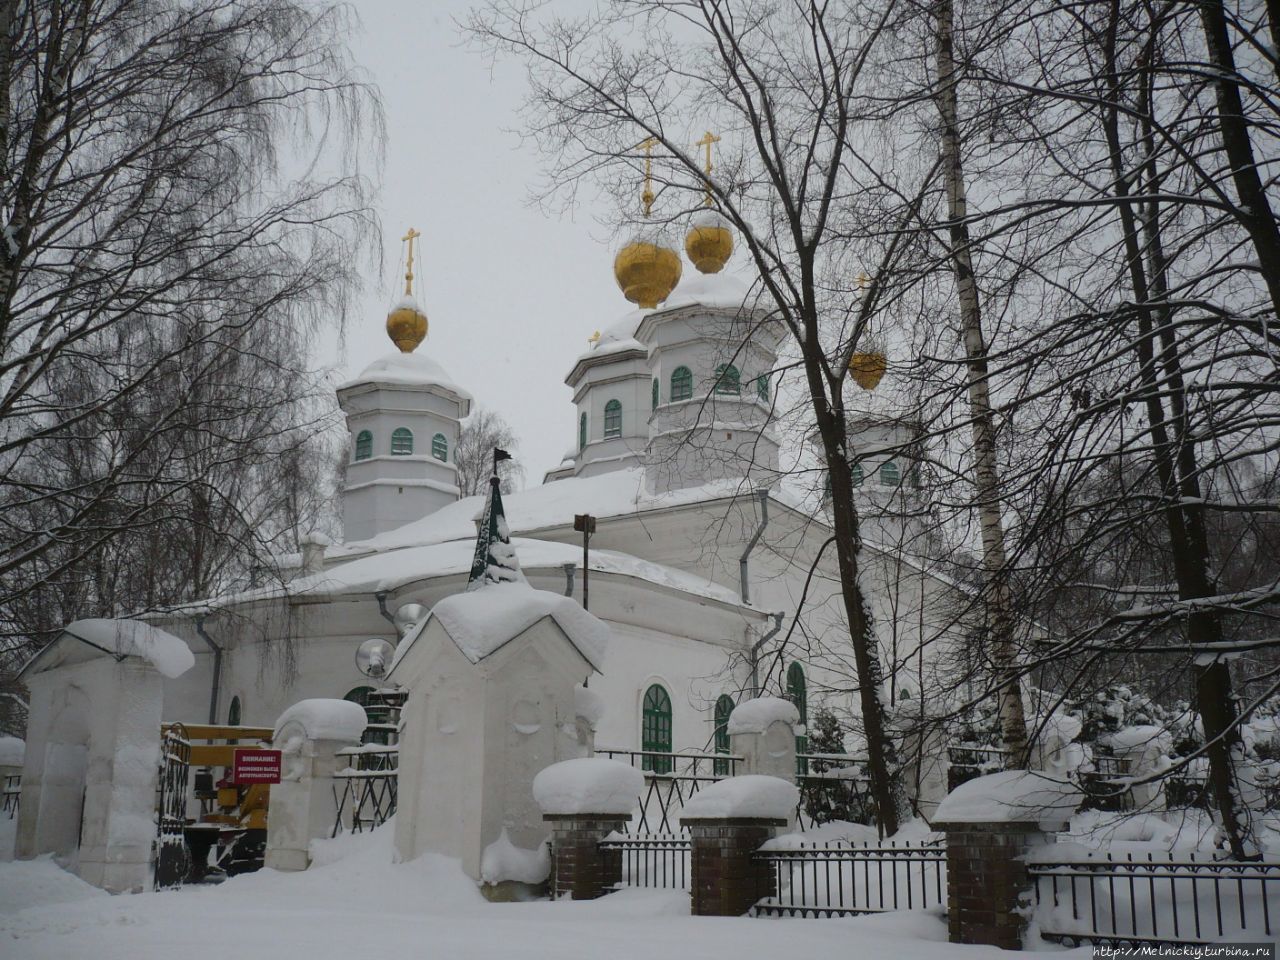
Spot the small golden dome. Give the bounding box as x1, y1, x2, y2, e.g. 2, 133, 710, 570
386, 295, 428, 353
614, 234, 683, 309
849, 351, 887, 391
685, 211, 734, 274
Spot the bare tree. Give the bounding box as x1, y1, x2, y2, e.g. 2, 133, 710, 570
455, 407, 526, 496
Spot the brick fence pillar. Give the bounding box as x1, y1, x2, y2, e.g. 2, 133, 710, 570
683, 817, 785, 916
937, 820, 1052, 949
542, 814, 628, 900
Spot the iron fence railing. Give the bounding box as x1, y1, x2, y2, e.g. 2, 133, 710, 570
753, 839, 946, 918
596, 748, 740, 832
331, 744, 398, 837
598, 831, 692, 890
2, 774, 18, 819
796, 753, 872, 830
1030, 851, 1280, 944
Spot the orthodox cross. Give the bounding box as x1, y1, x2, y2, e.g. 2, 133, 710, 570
640, 137, 658, 217
696, 130, 720, 205
402, 227, 421, 296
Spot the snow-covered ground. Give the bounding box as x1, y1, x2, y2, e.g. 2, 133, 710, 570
0, 823, 1087, 960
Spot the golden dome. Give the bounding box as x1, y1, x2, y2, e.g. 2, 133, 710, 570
386, 295, 428, 353
685, 211, 734, 274
849, 351, 887, 391
614, 235, 683, 309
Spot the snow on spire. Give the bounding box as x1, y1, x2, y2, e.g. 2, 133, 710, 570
466, 468, 525, 590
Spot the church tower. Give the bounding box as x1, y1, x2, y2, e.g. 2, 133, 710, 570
563, 314, 651, 478
337, 228, 472, 543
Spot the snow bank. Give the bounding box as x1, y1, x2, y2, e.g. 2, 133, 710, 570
575, 684, 605, 729
479, 829, 550, 885
726, 697, 799, 736
935, 770, 1082, 827
533, 758, 644, 816
426, 582, 608, 669
0, 736, 23, 767
274, 699, 367, 742
681, 775, 798, 821
63, 618, 195, 678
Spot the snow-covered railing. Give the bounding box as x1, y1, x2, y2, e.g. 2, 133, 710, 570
595, 747, 740, 832
795, 753, 871, 831
752, 838, 946, 918
330, 744, 398, 837
1029, 850, 1280, 944
598, 831, 691, 890
947, 743, 1008, 791
3, 773, 19, 819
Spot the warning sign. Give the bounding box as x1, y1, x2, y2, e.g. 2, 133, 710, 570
232, 748, 281, 785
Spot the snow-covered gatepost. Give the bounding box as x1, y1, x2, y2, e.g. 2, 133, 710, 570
263, 699, 367, 872
680, 775, 798, 916
934, 771, 1083, 949
387, 470, 609, 899
726, 697, 799, 829
533, 758, 642, 899
14, 619, 195, 892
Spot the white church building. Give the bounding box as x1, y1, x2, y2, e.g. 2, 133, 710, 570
13, 213, 978, 890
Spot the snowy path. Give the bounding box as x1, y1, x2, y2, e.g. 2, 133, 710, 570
0, 827, 1083, 960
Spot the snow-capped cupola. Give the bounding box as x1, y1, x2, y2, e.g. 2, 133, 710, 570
337, 350, 472, 543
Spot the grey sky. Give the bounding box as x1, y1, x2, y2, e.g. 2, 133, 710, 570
329, 1, 627, 486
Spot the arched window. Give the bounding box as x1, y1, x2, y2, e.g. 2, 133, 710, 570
344, 686, 387, 745
227, 695, 242, 745
603, 399, 622, 438
713, 364, 740, 395
355, 430, 373, 461
756, 374, 770, 401
787, 662, 809, 773
652, 377, 659, 411
714, 694, 735, 776
431, 433, 448, 462
579, 411, 588, 452
391, 427, 413, 455
641, 683, 673, 774
879, 460, 900, 486
671, 366, 693, 402
852, 463, 864, 487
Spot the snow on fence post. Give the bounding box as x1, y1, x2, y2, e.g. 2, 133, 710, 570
533, 758, 643, 899
680, 775, 798, 916
264, 699, 367, 872
935, 771, 1082, 950
728, 697, 798, 782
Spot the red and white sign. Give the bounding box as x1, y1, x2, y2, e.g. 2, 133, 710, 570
232, 748, 281, 785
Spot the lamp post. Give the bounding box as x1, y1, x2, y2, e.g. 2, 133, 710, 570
573, 513, 596, 611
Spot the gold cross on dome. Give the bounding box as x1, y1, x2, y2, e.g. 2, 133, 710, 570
588, 330, 601, 347
401, 227, 421, 296
639, 137, 658, 217
696, 131, 721, 205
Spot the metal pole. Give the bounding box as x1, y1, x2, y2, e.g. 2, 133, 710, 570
573, 514, 596, 611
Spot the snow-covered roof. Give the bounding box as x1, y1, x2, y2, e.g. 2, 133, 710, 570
390, 582, 609, 672
59, 618, 195, 678
658, 271, 755, 313
338, 351, 472, 400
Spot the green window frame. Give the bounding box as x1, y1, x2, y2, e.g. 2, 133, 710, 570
852, 463, 864, 487
787, 662, 809, 774
354, 430, 373, 461
344, 685, 388, 745
391, 427, 413, 455
226, 695, 242, 745
713, 694, 735, 776
431, 433, 448, 462
641, 683, 673, 774
671, 366, 693, 402
879, 460, 899, 486
579, 411, 588, 451
756, 374, 770, 401
713, 363, 741, 395
603, 399, 622, 438
652, 377, 659, 411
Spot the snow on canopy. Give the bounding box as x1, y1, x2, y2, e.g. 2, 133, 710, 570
338, 351, 472, 400
726, 696, 800, 736
393, 581, 609, 671
682, 775, 799, 821
934, 770, 1083, 827
0, 735, 23, 766
62, 618, 195, 678
274, 698, 368, 743
532, 758, 643, 816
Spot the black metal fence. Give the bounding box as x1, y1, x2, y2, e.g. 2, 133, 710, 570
599, 832, 692, 890
331, 745, 398, 837
1030, 851, 1280, 944
2, 774, 18, 819
795, 753, 872, 830
596, 748, 740, 832
753, 840, 947, 918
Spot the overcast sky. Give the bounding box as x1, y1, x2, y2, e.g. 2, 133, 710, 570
326, 1, 629, 486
